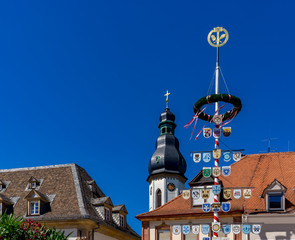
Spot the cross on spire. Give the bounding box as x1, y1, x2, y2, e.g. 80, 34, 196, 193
164, 90, 170, 108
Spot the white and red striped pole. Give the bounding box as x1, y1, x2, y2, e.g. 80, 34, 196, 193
213, 46, 220, 238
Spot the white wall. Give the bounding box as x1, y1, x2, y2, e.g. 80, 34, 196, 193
149, 176, 185, 211
94, 232, 118, 240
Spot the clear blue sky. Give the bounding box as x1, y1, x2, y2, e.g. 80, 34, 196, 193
0, 0, 294, 235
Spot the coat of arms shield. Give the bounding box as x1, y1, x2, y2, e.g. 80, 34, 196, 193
233, 189, 242, 199
202, 203, 211, 213
212, 222, 220, 232
201, 224, 210, 235
211, 202, 220, 212
233, 152, 242, 161
201, 189, 210, 199
213, 128, 221, 138
252, 224, 261, 234
222, 166, 231, 176
212, 167, 221, 177
172, 225, 181, 235
192, 189, 200, 200
222, 127, 231, 137
182, 225, 190, 235
223, 151, 231, 162
213, 149, 221, 159
222, 224, 231, 234
182, 190, 190, 200
242, 224, 251, 234
212, 185, 221, 195
203, 167, 211, 178
223, 189, 232, 199
192, 225, 200, 234
232, 224, 241, 234
203, 128, 212, 138
243, 189, 252, 199
203, 152, 211, 163
193, 153, 201, 163
221, 202, 230, 212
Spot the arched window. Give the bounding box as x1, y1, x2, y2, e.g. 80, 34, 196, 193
156, 189, 162, 208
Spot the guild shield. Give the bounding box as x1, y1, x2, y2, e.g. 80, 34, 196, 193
192, 189, 200, 200
193, 153, 201, 163
212, 222, 220, 232
192, 225, 200, 235
201, 224, 210, 235
212, 167, 221, 177
223, 189, 232, 199
223, 151, 231, 162
222, 224, 231, 234
233, 189, 242, 199
222, 127, 231, 137
233, 152, 242, 161
172, 225, 181, 235
243, 189, 252, 199
232, 224, 241, 234
213, 114, 223, 125
222, 166, 231, 176
201, 189, 210, 199
213, 128, 221, 138
213, 149, 221, 159
203, 167, 211, 178
202, 203, 211, 213
182, 190, 190, 200
203, 128, 212, 138
221, 202, 230, 212
182, 225, 190, 235
212, 185, 221, 195
252, 224, 261, 234
242, 224, 251, 234
211, 202, 221, 212
203, 238, 210, 240
203, 152, 211, 163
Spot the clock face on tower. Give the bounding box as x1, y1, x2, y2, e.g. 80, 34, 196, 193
167, 183, 176, 192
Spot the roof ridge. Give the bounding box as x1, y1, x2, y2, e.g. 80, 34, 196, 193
0, 163, 77, 172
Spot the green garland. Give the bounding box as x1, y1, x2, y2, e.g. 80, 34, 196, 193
193, 94, 242, 122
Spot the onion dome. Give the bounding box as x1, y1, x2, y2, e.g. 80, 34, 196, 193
147, 108, 187, 181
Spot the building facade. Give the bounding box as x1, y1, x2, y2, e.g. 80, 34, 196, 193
137, 109, 295, 240
0, 163, 140, 240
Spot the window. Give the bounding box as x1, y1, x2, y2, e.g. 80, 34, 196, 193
157, 229, 170, 240
104, 208, 111, 221
30, 182, 36, 189
30, 201, 39, 215
119, 215, 125, 227
156, 189, 162, 208
268, 193, 283, 210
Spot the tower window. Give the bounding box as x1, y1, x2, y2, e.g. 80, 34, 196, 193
156, 189, 162, 208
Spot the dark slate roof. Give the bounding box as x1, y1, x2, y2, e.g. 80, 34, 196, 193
0, 163, 140, 239
148, 108, 187, 181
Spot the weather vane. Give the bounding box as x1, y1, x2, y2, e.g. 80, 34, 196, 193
164, 90, 170, 108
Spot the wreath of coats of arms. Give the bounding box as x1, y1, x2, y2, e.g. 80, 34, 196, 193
193, 94, 242, 122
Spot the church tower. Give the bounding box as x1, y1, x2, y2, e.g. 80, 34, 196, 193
147, 93, 187, 211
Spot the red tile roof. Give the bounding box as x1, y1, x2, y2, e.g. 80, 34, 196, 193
137, 152, 295, 220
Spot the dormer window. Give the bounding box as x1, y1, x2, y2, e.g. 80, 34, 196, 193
263, 179, 286, 212
0, 194, 13, 215
105, 208, 111, 221
28, 177, 40, 190
25, 190, 50, 216
0, 181, 6, 191
268, 192, 283, 210
119, 215, 125, 228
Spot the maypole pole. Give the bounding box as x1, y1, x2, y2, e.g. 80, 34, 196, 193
208, 27, 229, 238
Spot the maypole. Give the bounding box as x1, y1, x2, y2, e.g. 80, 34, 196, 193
208, 26, 229, 238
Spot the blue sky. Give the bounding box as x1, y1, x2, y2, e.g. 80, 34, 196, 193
0, 0, 294, 235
